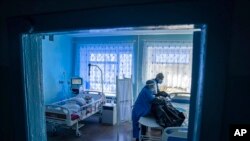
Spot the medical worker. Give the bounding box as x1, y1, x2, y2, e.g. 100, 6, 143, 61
152, 73, 164, 94
132, 80, 156, 141
152, 73, 170, 98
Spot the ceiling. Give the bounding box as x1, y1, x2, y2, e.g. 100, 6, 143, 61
46, 25, 200, 37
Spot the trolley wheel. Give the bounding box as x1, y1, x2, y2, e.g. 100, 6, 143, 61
76, 131, 81, 137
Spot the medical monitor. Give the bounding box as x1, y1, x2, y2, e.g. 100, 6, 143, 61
71, 77, 83, 85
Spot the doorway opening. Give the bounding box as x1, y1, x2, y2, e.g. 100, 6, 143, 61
22, 25, 206, 141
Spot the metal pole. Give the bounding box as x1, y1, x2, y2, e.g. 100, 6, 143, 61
89, 64, 104, 95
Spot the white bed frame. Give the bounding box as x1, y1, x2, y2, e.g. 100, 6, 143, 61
45, 91, 105, 136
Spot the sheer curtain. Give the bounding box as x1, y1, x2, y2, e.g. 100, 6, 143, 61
142, 40, 193, 92
75, 42, 134, 95
22, 34, 46, 141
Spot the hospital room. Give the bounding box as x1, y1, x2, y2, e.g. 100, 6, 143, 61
25, 25, 197, 141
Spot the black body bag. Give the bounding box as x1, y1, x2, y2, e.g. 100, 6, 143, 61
151, 98, 185, 128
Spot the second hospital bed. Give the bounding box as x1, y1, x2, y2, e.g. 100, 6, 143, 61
45, 91, 106, 136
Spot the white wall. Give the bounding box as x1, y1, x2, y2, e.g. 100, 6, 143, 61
42, 35, 73, 104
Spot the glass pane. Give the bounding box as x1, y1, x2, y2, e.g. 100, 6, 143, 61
143, 41, 192, 93
79, 43, 133, 94
119, 53, 132, 79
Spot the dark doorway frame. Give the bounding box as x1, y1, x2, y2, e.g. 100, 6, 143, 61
7, 2, 231, 141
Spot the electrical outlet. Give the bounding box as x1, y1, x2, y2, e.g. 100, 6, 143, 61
59, 80, 64, 84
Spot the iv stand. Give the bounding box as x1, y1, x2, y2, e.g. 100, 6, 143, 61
88, 64, 104, 96
88, 63, 105, 123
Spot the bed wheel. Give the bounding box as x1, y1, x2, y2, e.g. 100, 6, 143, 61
76, 131, 81, 137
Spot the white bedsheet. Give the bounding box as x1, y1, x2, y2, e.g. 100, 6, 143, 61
62, 103, 81, 113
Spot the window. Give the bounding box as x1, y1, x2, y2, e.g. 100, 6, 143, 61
76, 42, 133, 95
153, 47, 191, 64
142, 41, 193, 92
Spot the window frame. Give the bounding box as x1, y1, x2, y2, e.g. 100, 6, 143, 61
76, 43, 134, 95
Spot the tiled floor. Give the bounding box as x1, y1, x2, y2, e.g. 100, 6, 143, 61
47, 115, 134, 141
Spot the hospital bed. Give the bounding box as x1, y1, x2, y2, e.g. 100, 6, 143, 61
45, 91, 105, 136
170, 92, 190, 127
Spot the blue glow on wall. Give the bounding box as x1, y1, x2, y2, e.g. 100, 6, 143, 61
42, 35, 73, 104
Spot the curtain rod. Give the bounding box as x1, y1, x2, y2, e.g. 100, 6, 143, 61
73, 40, 136, 44
143, 40, 192, 43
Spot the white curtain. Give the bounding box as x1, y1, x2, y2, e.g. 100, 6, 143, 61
142, 40, 193, 92
76, 42, 133, 95
22, 34, 46, 141
116, 77, 133, 122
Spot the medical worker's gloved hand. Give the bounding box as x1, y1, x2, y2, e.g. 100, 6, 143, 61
152, 97, 165, 105
165, 96, 171, 102
156, 91, 170, 98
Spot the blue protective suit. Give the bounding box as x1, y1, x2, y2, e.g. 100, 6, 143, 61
132, 86, 155, 138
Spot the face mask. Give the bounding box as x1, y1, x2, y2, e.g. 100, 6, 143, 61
150, 88, 155, 92
158, 79, 163, 84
